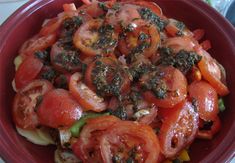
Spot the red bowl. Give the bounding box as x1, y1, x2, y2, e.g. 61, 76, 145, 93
0, 0, 235, 162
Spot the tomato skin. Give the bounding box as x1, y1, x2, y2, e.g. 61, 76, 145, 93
72, 116, 120, 162
100, 121, 160, 163
37, 89, 83, 128
142, 66, 187, 108
197, 116, 221, 140
15, 56, 43, 90
193, 29, 205, 41
12, 80, 53, 129
163, 36, 196, 53
73, 116, 160, 163
85, 57, 131, 96
118, 23, 160, 58
159, 100, 199, 158
189, 81, 218, 121
197, 49, 229, 96
19, 34, 57, 58
69, 72, 107, 112
50, 41, 82, 73
73, 19, 118, 56
130, 1, 162, 16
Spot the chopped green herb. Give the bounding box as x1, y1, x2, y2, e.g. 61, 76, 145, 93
109, 106, 127, 120
138, 7, 166, 31
41, 68, 57, 82
138, 32, 149, 41
218, 98, 226, 112
157, 48, 202, 74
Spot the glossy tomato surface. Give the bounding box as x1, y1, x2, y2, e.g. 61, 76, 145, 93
0, 0, 235, 163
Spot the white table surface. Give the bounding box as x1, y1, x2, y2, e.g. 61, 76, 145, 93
0, 1, 234, 163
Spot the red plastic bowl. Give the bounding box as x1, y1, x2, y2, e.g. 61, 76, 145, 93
0, 0, 234, 162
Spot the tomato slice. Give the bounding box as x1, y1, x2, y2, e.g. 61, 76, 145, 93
197, 49, 229, 96
85, 57, 131, 97
69, 72, 107, 112
189, 81, 218, 121
37, 89, 83, 128
12, 80, 53, 129
63, 3, 77, 12
72, 115, 120, 162
100, 121, 160, 163
165, 19, 193, 37
118, 23, 160, 58
50, 41, 83, 73
73, 19, 118, 56
39, 17, 62, 36
72, 115, 160, 163
15, 56, 43, 90
105, 3, 145, 32
193, 29, 205, 41
159, 100, 199, 158
141, 66, 187, 108
19, 34, 57, 58
163, 36, 196, 54
130, 1, 162, 16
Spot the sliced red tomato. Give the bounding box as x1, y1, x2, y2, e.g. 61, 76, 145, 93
19, 34, 57, 58
118, 23, 160, 58
72, 115, 160, 163
72, 115, 120, 162
63, 3, 77, 12
159, 100, 199, 158
165, 19, 193, 37
189, 81, 218, 121
69, 72, 107, 112
105, 3, 145, 32
37, 89, 83, 128
39, 17, 62, 36
50, 41, 83, 73
163, 36, 197, 53
73, 19, 118, 56
100, 121, 160, 163
12, 80, 53, 129
130, 1, 162, 16
138, 105, 158, 125
15, 56, 43, 90
85, 57, 131, 96
193, 29, 205, 41
200, 40, 211, 51
197, 49, 229, 96
197, 116, 221, 140
141, 66, 187, 108
78, 1, 106, 18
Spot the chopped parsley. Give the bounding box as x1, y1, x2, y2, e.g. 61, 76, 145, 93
138, 7, 166, 31
157, 48, 202, 73
218, 98, 226, 112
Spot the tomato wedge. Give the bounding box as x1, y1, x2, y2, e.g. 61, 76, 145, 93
85, 57, 131, 96
15, 56, 43, 90
118, 23, 160, 58
72, 115, 120, 162
100, 121, 160, 163
197, 49, 229, 96
189, 81, 218, 121
19, 34, 57, 58
37, 89, 83, 128
141, 66, 187, 108
69, 72, 107, 112
73, 19, 118, 56
159, 100, 199, 158
12, 80, 53, 129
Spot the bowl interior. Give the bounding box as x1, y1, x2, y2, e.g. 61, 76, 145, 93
0, 0, 234, 162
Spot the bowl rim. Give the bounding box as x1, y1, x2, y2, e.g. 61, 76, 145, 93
0, 0, 234, 162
